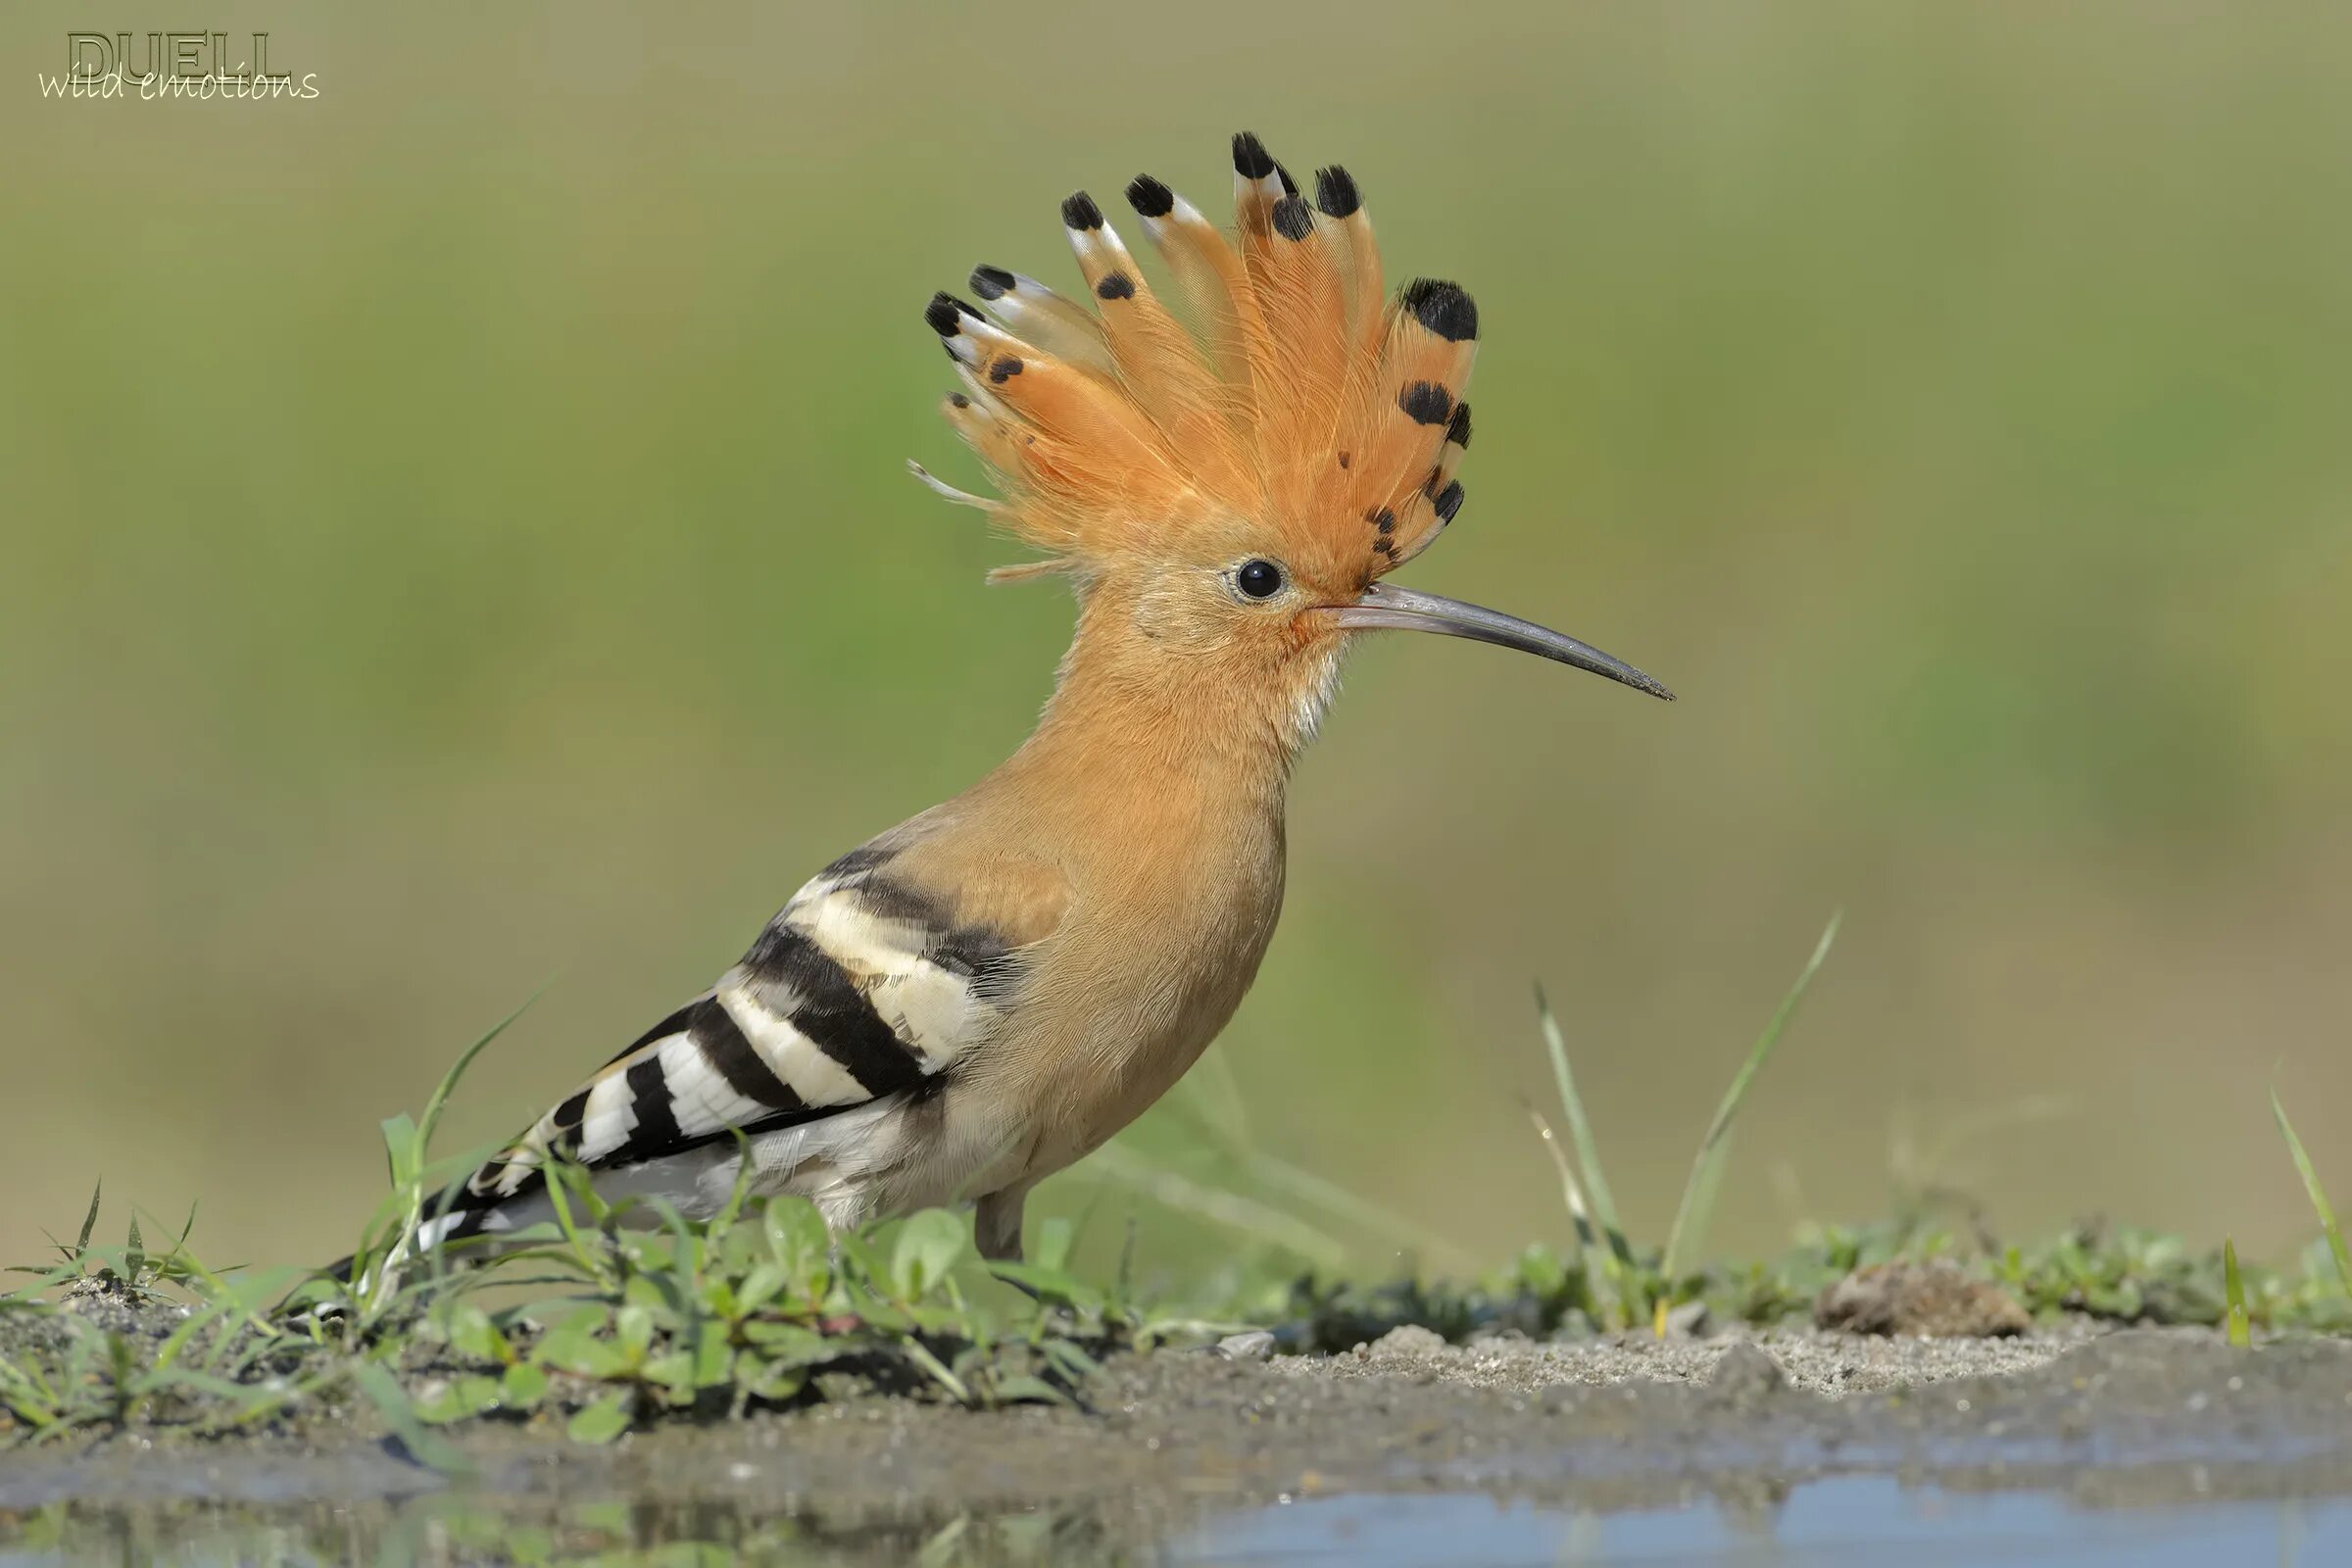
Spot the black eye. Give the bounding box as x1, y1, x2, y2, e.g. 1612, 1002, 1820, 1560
1236, 559, 1285, 600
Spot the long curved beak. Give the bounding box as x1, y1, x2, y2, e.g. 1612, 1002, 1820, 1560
1326, 583, 1675, 701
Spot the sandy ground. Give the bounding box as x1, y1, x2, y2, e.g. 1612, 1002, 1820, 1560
1268, 1319, 2083, 1396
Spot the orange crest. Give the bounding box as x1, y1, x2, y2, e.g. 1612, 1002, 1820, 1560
911, 132, 1477, 596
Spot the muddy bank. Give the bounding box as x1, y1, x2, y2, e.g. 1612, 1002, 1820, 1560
7, 1328, 2352, 1553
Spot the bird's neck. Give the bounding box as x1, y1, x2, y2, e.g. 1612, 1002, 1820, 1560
984, 587, 1313, 841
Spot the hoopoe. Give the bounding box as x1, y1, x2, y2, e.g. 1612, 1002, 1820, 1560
416, 132, 1671, 1267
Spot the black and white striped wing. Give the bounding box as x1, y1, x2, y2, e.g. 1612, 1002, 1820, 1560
444, 850, 1026, 1231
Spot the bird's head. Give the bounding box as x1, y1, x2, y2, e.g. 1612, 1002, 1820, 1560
912, 132, 1671, 751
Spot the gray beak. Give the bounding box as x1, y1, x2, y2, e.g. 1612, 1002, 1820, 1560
1327, 583, 1675, 701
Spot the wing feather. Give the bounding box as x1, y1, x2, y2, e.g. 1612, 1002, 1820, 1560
445, 841, 1059, 1230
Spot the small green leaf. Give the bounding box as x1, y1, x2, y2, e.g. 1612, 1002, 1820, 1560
835, 1231, 894, 1295
621, 1272, 680, 1320
545, 1302, 615, 1336
891, 1209, 969, 1300
639, 1351, 697, 1404
762, 1198, 831, 1288
851, 1295, 911, 1334
691, 1319, 733, 1389
566, 1393, 633, 1445
615, 1302, 656, 1361
741, 1321, 834, 1365
740, 1355, 806, 1403
534, 1329, 624, 1379
501, 1361, 551, 1410
416, 1374, 505, 1425
733, 1263, 791, 1317
441, 1303, 510, 1364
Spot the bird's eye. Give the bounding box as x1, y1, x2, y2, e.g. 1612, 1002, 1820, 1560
1236, 559, 1286, 600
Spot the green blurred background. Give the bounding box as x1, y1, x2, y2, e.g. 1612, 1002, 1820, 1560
4, 2, 2348, 1282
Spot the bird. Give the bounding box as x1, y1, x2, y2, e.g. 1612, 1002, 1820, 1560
410, 131, 1673, 1269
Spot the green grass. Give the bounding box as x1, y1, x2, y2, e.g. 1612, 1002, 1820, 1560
0, 1163, 1154, 1456
1278, 1214, 2352, 1355
0, 1020, 1184, 1456
1280, 934, 2352, 1351
1525, 914, 1839, 1335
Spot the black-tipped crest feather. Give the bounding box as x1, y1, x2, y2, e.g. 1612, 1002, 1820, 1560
1313, 165, 1360, 219
1399, 277, 1478, 342
924, 292, 973, 336
1124, 174, 1175, 218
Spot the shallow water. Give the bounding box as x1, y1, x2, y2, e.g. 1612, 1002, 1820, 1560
2, 1478, 2346, 1566
1179, 1479, 2347, 1566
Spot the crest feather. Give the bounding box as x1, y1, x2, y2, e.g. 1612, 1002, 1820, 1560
914, 133, 1478, 585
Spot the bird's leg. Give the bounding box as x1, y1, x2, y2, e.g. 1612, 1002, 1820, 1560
973, 1187, 1027, 1264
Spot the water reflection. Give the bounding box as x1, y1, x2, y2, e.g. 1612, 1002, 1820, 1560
1176, 1479, 2348, 1567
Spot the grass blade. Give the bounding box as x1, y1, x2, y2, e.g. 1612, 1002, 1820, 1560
1535, 982, 1640, 1329
360, 996, 538, 1313
380, 1113, 420, 1189
900, 1337, 972, 1406
1535, 984, 1629, 1260
1521, 1102, 1593, 1270
2271, 1086, 2352, 1295
74, 1182, 103, 1255
2223, 1239, 2251, 1348
1655, 911, 1840, 1332
415, 993, 539, 1157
